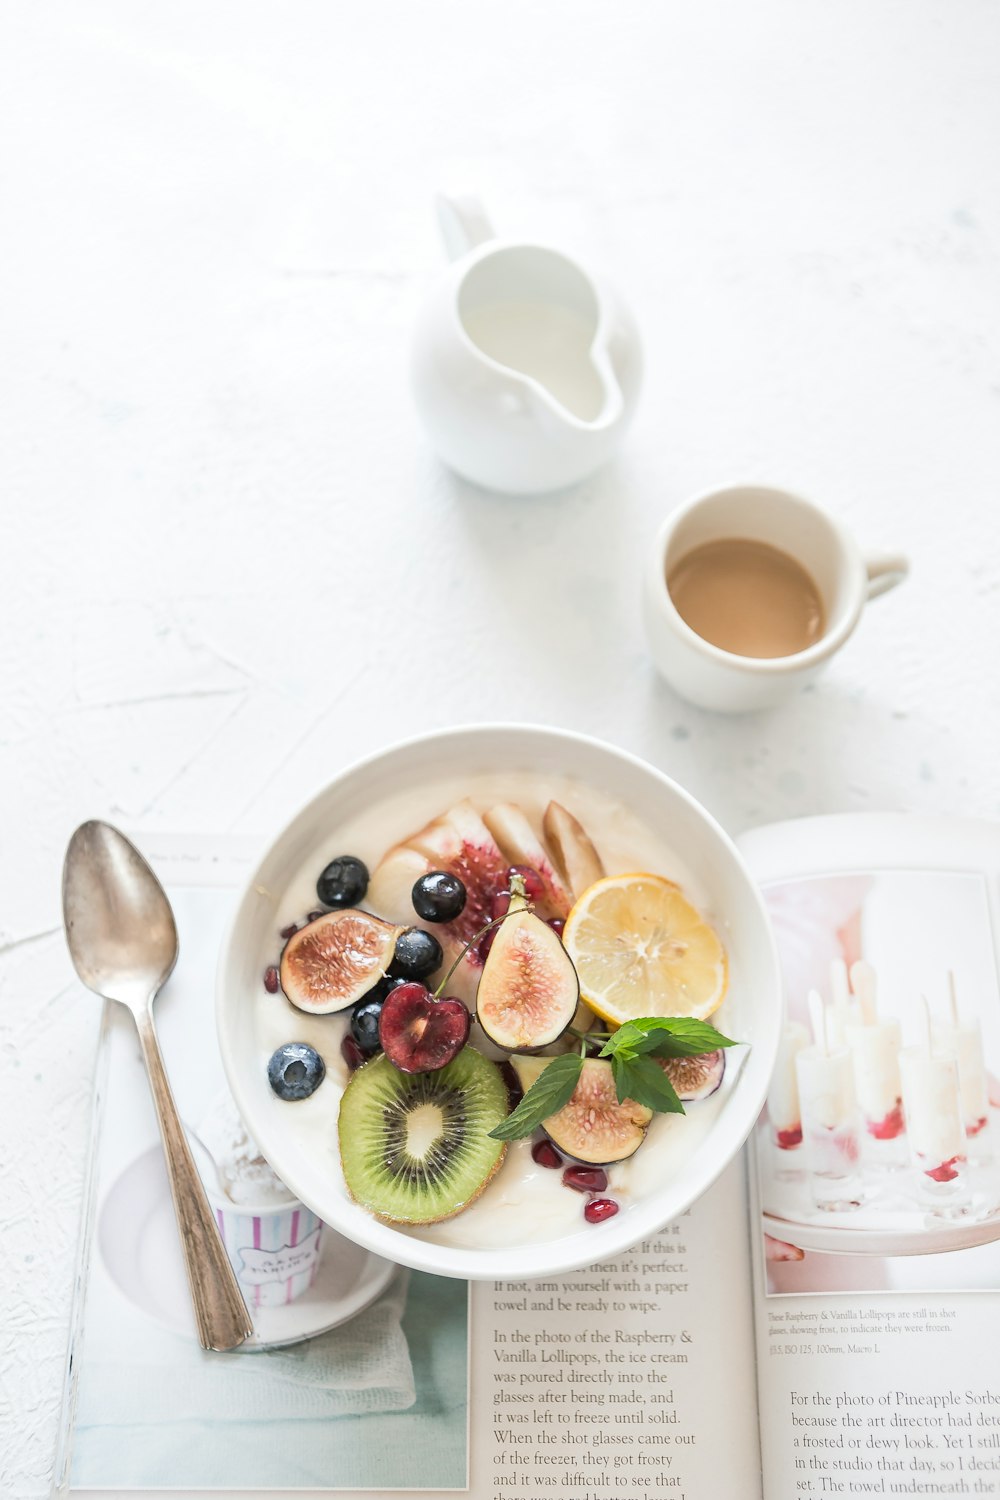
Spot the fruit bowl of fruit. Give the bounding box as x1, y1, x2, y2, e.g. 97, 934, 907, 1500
217, 724, 780, 1281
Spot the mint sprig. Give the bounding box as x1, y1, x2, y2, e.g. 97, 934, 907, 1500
610, 1054, 685, 1113
488, 1016, 740, 1142
488, 1052, 583, 1140
600, 1016, 737, 1062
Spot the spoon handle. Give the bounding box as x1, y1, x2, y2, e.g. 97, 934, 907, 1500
134, 1010, 253, 1351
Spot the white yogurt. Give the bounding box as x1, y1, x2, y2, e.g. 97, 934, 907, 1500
248, 771, 734, 1249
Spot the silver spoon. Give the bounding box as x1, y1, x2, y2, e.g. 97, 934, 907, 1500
62, 821, 253, 1352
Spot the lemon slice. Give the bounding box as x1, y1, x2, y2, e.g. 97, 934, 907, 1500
562, 873, 728, 1026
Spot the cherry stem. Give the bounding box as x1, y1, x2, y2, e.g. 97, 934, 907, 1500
433, 878, 532, 999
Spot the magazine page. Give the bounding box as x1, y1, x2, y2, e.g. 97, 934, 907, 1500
59, 837, 764, 1499
740, 816, 1000, 1500
469, 1160, 762, 1500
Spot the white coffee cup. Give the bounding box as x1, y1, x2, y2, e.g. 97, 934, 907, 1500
641, 483, 908, 713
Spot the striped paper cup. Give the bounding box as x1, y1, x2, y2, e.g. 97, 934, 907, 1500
212, 1196, 324, 1310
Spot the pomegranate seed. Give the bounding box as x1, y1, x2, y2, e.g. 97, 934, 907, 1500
532, 1139, 563, 1170
263, 966, 279, 994
340, 1034, 366, 1072
507, 864, 545, 902
584, 1197, 619, 1225
307, 910, 324, 922
279, 923, 298, 940
563, 1166, 608, 1193
547, 917, 566, 939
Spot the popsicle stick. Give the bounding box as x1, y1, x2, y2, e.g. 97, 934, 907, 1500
850, 961, 877, 1027
947, 971, 959, 1028
920, 995, 933, 1054
808, 989, 827, 1053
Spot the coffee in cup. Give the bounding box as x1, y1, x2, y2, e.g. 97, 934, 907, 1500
642, 484, 908, 713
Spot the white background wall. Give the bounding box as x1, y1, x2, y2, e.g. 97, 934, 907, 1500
2, 2, 999, 1492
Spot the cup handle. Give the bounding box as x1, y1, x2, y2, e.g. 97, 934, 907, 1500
435, 193, 495, 261
864, 552, 909, 600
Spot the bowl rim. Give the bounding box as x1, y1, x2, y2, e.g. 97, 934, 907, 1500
216, 721, 781, 1280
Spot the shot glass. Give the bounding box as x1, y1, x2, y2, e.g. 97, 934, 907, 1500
846, 1018, 907, 1169
899, 1048, 970, 1215
796, 1046, 862, 1211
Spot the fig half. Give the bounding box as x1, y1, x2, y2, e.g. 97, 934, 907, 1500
476, 892, 579, 1051
659, 1049, 725, 1102
280, 909, 400, 1015
514, 1057, 653, 1165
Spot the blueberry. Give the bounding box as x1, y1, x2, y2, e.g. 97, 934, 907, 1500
350, 996, 384, 1056
412, 870, 467, 923
392, 926, 444, 980
267, 1043, 326, 1101
316, 855, 369, 909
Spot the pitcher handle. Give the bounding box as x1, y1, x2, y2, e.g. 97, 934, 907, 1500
864, 552, 909, 600
435, 194, 495, 261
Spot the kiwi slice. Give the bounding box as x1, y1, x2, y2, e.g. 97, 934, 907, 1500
339, 1047, 508, 1224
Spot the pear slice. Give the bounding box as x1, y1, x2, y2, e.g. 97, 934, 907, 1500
477, 891, 579, 1052
542, 801, 605, 900
483, 803, 570, 917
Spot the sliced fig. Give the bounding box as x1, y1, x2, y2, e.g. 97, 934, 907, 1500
476, 892, 579, 1051
483, 803, 570, 918
542, 801, 605, 899
367, 800, 508, 1002
659, 1049, 725, 1102
280, 909, 400, 1015
542, 1058, 653, 1165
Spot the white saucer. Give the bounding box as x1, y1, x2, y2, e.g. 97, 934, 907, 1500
98, 1145, 397, 1349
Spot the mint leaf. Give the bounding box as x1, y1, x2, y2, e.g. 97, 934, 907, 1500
611, 1054, 685, 1115
488, 1053, 584, 1141
600, 1016, 736, 1061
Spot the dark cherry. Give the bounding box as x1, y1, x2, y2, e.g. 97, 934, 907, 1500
584, 1197, 620, 1224
379, 982, 471, 1073
340, 1034, 366, 1072
563, 1166, 608, 1193
392, 926, 444, 980
316, 854, 369, 909
532, 1140, 563, 1170
263, 966, 279, 994
412, 870, 467, 923
506, 864, 545, 902
547, 917, 566, 939
350, 996, 384, 1056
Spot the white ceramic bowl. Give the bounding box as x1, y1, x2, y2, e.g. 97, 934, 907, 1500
217, 724, 780, 1281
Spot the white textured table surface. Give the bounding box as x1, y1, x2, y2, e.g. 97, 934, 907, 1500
2, 3, 999, 1492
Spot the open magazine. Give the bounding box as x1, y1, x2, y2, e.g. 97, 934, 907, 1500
56, 816, 1000, 1498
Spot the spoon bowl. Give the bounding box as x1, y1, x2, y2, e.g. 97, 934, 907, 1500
62, 821, 252, 1351
63, 821, 178, 1010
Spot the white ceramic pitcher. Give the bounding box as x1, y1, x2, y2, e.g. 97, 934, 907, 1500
410, 195, 642, 494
